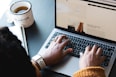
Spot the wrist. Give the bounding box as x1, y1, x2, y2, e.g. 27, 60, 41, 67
31, 60, 41, 70
32, 54, 46, 70
31, 61, 42, 77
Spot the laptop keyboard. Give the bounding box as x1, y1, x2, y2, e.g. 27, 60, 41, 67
45, 32, 115, 67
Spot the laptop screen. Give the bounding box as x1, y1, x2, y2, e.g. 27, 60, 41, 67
56, 0, 116, 42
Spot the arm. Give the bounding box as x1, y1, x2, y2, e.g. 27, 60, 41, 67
31, 60, 42, 77
73, 66, 105, 77
73, 45, 106, 77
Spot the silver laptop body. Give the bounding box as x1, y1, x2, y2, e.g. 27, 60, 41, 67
38, 0, 116, 77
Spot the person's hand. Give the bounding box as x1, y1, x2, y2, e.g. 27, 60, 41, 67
41, 35, 73, 66
79, 45, 106, 69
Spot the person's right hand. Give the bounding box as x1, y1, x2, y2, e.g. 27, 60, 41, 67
40, 35, 73, 66
79, 45, 106, 69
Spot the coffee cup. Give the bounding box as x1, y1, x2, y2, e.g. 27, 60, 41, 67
10, 1, 34, 28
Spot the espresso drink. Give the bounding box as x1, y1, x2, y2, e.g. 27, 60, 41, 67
14, 6, 28, 14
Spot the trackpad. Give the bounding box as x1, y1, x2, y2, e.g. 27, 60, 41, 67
50, 55, 80, 77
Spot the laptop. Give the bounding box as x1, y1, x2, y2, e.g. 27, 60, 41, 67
38, 0, 116, 77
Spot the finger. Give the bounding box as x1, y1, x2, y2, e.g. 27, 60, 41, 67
84, 46, 91, 54
50, 36, 58, 44
63, 48, 73, 56
96, 47, 103, 56
100, 56, 106, 63
53, 36, 58, 42
60, 39, 70, 49
91, 45, 98, 53
56, 35, 67, 43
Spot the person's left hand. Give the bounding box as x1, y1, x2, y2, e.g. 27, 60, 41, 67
41, 35, 73, 66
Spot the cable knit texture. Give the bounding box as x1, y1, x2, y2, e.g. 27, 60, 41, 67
73, 66, 106, 77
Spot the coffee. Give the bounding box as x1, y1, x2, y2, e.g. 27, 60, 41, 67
14, 6, 28, 14
10, 1, 34, 28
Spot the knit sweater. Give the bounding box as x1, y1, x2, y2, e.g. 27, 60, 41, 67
73, 66, 106, 77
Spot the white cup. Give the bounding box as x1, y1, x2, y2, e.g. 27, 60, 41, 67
10, 1, 34, 28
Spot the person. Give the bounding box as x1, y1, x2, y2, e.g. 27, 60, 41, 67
0, 26, 106, 77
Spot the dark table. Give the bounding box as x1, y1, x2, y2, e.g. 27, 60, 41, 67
0, 0, 115, 77
0, 0, 55, 57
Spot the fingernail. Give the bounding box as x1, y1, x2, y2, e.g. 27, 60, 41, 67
69, 48, 73, 52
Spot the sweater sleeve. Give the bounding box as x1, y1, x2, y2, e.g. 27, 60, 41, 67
73, 66, 106, 77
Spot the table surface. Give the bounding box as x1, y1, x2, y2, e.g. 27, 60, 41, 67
0, 0, 115, 77
25, 0, 55, 58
